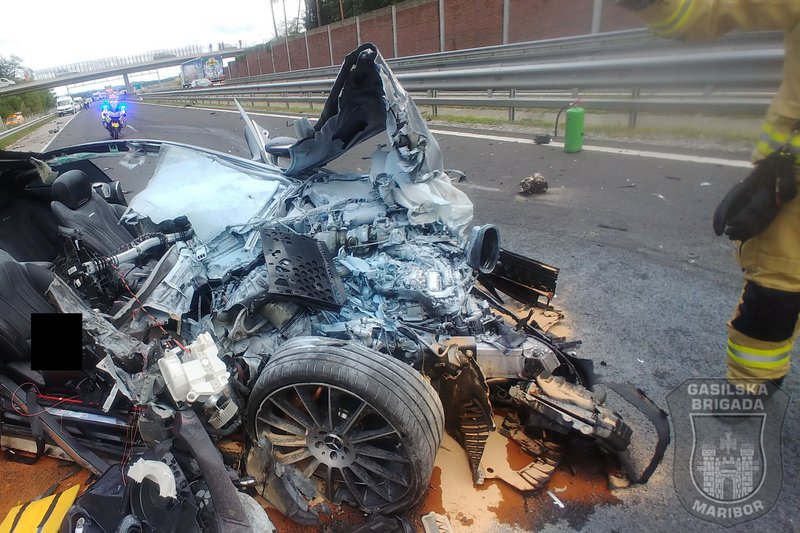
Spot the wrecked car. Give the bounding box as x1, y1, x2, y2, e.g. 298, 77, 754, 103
0, 44, 668, 531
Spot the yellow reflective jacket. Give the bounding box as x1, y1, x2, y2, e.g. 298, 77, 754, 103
638, 0, 800, 157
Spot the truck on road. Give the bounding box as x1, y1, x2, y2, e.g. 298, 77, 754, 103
180, 55, 225, 88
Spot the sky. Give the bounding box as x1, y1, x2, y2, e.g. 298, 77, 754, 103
0, 0, 304, 71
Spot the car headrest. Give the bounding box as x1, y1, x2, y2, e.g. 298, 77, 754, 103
51, 170, 92, 210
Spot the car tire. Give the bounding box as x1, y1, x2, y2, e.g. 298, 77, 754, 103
247, 336, 444, 514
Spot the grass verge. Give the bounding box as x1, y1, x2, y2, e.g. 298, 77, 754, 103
145, 100, 759, 145
423, 112, 758, 143
0, 119, 51, 150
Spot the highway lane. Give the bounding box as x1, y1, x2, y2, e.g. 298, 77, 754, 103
48, 101, 798, 533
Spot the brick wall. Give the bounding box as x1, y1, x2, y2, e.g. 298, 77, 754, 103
359, 11, 395, 58
244, 52, 260, 76
396, 0, 440, 56
228, 0, 632, 78
600, 2, 644, 33
272, 43, 290, 72
288, 37, 310, 70
307, 29, 332, 67
331, 22, 359, 65
508, 0, 592, 43
258, 49, 274, 74
444, 0, 503, 51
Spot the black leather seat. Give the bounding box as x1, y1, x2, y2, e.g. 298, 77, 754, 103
50, 170, 135, 256
0, 189, 59, 262
0, 249, 55, 362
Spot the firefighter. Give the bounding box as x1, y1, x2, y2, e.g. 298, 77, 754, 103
617, 0, 800, 384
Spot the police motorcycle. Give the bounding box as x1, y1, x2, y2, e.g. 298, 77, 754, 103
100, 97, 127, 139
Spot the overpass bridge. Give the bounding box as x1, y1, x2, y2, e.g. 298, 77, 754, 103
0, 48, 247, 98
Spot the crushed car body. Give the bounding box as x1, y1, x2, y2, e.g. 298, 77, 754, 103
0, 43, 668, 531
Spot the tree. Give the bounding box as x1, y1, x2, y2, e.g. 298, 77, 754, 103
276, 17, 306, 38
0, 56, 56, 120
305, 0, 401, 29
0, 55, 23, 81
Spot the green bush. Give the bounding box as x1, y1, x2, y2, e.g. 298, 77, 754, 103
0, 90, 56, 120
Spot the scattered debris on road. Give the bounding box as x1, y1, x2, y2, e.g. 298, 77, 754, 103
421, 511, 455, 533
519, 173, 548, 194
598, 223, 629, 232
547, 490, 566, 509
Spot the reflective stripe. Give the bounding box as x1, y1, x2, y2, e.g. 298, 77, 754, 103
727, 339, 792, 370
650, 0, 694, 37
762, 122, 791, 143
756, 122, 800, 156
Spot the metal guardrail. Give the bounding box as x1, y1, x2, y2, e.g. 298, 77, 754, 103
0, 113, 56, 143
216, 28, 782, 87
142, 30, 784, 127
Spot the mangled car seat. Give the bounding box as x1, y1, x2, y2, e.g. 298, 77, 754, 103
50, 170, 136, 256
0, 249, 55, 362
0, 188, 59, 262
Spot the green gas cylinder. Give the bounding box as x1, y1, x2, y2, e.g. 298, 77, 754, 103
564, 106, 585, 153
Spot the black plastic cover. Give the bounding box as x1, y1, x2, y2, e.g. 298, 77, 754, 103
260, 227, 347, 311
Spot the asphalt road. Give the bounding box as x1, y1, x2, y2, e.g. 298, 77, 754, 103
49, 101, 798, 533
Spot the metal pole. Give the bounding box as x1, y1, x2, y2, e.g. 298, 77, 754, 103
438, 0, 445, 52
282, 0, 293, 71
508, 88, 516, 121
628, 86, 640, 128
356, 16, 361, 46
591, 0, 603, 34
502, 0, 510, 44
269, 0, 280, 40
328, 25, 334, 65
338, 0, 345, 21
305, 32, 312, 68
391, 5, 399, 58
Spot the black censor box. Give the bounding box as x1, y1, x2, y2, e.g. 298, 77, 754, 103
30, 313, 82, 371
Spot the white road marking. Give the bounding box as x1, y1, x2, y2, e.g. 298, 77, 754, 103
458, 183, 503, 192
140, 102, 753, 168
126, 124, 140, 133
42, 112, 81, 151
428, 129, 753, 169
137, 101, 310, 121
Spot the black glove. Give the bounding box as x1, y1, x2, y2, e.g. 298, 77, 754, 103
713, 149, 797, 241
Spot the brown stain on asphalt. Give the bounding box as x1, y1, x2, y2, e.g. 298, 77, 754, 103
421, 466, 445, 515
505, 437, 538, 471
0, 437, 620, 531
0, 455, 89, 519
479, 479, 527, 528
521, 440, 623, 531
